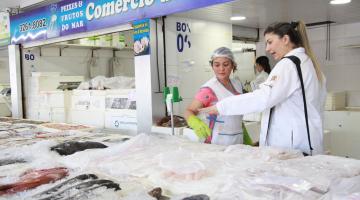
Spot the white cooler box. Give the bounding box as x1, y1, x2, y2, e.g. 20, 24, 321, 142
38, 108, 51, 121
37, 108, 68, 123
70, 109, 105, 128
51, 108, 67, 123
39, 90, 72, 108
71, 90, 106, 111
105, 109, 137, 131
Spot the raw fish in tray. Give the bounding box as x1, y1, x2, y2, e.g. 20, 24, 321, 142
33, 174, 120, 200
50, 141, 108, 156
0, 167, 68, 196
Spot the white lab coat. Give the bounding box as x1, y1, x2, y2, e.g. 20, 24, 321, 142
250, 70, 269, 91
217, 47, 327, 155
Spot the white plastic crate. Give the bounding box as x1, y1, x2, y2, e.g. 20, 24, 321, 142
71, 93, 91, 110
38, 108, 51, 121
51, 108, 67, 123
70, 109, 105, 128
39, 91, 72, 108
105, 89, 136, 111
71, 90, 106, 111
89, 91, 106, 111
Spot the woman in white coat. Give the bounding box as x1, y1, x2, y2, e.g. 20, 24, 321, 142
250, 56, 271, 91
199, 21, 327, 155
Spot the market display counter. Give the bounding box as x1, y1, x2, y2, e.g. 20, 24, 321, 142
0, 117, 359, 200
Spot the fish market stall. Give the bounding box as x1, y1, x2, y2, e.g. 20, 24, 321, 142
0, 118, 359, 200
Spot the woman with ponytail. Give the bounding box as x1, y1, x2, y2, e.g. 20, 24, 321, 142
199, 21, 327, 155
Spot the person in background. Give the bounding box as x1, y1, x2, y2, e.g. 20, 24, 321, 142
250, 56, 271, 91
184, 47, 253, 146
199, 21, 327, 155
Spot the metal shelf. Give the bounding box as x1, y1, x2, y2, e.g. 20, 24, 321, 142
36, 43, 133, 57
340, 44, 360, 48
45, 43, 133, 51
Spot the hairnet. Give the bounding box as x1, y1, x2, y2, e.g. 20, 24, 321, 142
210, 47, 237, 71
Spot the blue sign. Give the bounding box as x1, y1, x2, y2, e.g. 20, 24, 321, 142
133, 19, 150, 56
10, 0, 233, 44
176, 21, 191, 53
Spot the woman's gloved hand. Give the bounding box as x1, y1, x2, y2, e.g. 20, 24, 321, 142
187, 115, 211, 139
242, 122, 253, 145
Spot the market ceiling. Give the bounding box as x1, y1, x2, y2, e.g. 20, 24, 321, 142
2, 0, 360, 28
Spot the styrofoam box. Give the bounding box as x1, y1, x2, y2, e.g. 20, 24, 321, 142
30, 74, 84, 92
104, 110, 137, 130
28, 94, 48, 109
70, 109, 105, 128
72, 90, 91, 96
26, 107, 39, 120
90, 95, 106, 110
71, 90, 106, 111
105, 89, 136, 110
40, 91, 72, 108
71, 93, 90, 110
38, 108, 51, 121
51, 108, 67, 123
89, 90, 106, 111
106, 89, 135, 96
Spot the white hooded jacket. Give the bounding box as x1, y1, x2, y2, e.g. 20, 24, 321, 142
217, 47, 327, 154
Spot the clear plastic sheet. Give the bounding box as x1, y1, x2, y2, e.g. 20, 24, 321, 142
77, 76, 135, 90
1, 127, 360, 200
319, 175, 360, 200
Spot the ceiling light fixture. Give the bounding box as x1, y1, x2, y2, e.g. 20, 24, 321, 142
231, 16, 246, 21
330, 0, 351, 5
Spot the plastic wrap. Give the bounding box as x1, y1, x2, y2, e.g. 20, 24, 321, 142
77, 76, 135, 90
1, 124, 360, 200
319, 176, 360, 200
158, 149, 208, 181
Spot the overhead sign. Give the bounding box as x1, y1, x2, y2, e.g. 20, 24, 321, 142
10, 0, 233, 44
0, 12, 10, 46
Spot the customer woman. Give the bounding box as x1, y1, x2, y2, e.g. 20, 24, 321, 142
185, 47, 251, 146
199, 21, 327, 155
250, 56, 271, 90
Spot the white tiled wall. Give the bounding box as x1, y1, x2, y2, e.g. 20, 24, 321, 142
165, 16, 232, 116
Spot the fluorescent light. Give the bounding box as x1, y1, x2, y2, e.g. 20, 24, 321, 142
231, 16, 246, 21
330, 0, 351, 5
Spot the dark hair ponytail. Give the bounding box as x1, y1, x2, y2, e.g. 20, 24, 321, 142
256, 56, 271, 74
264, 21, 323, 83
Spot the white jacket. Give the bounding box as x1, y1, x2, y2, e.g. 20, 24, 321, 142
250, 70, 269, 91
217, 48, 327, 154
